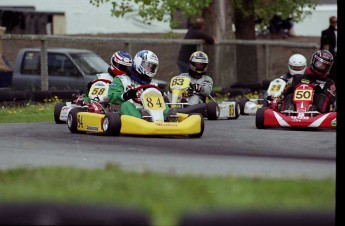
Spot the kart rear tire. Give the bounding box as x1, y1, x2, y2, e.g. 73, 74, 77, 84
239, 97, 250, 115
103, 112, 121, 136
206, 102, 219, 120
188, 113, 204, 138
255, 107, 266, 129
54, 102, 66, 124
67, 108, 86, 134
229, 102, 240, 120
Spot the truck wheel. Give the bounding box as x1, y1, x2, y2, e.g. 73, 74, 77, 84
188, 113, 204, 138
103, 113, 121, 136
206, 102, 219, 120
67, 108, 86, 134
54, 102, 66, 124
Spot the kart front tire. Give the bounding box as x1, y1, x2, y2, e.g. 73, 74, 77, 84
255, 107, 266, 129
103, 113, 121, 136
54, 102, 66, 124
206, 102, 219, 120
67, 108, 86, 134
239, 97, 250, 115
188, 113, 205, 138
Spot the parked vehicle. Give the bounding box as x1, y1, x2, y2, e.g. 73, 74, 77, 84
10, 48, 167, 93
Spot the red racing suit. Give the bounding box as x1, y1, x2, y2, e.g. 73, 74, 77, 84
281, 67, 336, 113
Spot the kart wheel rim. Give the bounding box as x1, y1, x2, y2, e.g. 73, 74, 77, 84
67, 114, 72, 128
103, 118, 109, 131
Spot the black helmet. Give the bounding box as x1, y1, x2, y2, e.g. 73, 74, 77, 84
189, 51, 208, 79
310, 49, 333, 77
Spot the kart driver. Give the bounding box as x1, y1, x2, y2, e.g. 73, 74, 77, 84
280, 53, 307, 82
176, 51, 213, 105
281, 49, 336, 113
265, 53, 307, 102
81, 50, 133, 103
107, 50, 177, 122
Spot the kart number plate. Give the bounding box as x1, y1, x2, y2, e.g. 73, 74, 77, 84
294, 90, 313, 101
89, 84, 108, 97
268, 84, 282, 93
142, 93, 165, 110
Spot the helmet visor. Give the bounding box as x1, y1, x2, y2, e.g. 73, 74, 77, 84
142, 61, 158, 74
314, 60, 331, 72
194, 63, 207, 73
289, 65, 306, 72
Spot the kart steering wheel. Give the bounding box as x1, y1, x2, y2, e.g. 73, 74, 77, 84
132, 84, 161, 105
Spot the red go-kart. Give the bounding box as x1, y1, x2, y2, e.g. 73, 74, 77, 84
255, 83, 336, 129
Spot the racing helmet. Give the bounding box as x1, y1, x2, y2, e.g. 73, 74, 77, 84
288, 54, 307, 75
310, 49, 334, 77
110, 50, 133, 76
189, 51, 208, 79
132, 50, 159, 80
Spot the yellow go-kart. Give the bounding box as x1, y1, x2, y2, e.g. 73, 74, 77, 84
165, 75, 240, 120
67, 84, 204, 138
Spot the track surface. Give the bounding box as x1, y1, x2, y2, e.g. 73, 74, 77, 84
0, 116, 336, 179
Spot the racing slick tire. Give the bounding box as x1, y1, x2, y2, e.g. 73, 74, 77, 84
255, 107, 267, 129
206, 102, 219, 120
54, 102, 66, 124
188, 113, 205, 138
67, 108, 87, 134
103, 112, 121, 136
229, 102, 240, 120
239, 97, 250, 115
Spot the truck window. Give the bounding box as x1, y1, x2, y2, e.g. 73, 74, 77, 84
70, 52, 108, 75
21, 51, 40, 75
48, 53, 80, 76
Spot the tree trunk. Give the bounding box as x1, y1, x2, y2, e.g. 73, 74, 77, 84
203, 0, 236, 89
233, 0, 259, 83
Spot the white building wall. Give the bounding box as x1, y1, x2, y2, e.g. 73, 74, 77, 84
0, 0, 337, 36
293, 4, 337, 36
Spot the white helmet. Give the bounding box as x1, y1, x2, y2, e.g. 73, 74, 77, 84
132, 50, 159, 80
288, 54, 307, 75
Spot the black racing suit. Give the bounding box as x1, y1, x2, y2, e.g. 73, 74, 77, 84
281, 67, 336, 113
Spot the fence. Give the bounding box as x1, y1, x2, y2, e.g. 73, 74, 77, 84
0, 34, 318, 90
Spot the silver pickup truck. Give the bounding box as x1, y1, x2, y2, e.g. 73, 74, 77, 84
11, 48, 167, 93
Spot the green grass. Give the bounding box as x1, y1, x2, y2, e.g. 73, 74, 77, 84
0, 101, 55, 123
0, 101, 336, 225
0, 165, 335, 226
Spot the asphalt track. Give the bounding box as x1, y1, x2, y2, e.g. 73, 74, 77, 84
0, 115, 336, 179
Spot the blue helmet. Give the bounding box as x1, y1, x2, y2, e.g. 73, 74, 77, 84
110, 50, 133, 76
132, 50, 159, 80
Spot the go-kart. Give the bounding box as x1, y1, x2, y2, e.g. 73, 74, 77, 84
239, 78, 286, 115
255, 83, 336, 129
67, 84, 205, 137
165, 75, 240, 120
54, 79, 113, 124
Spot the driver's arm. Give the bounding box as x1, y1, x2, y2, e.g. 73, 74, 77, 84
108, 77, 126, 105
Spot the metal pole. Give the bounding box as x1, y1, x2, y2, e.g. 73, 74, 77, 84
40, 40, 48, 91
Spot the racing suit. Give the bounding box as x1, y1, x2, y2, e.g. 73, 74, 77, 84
177, 72, 213, 105
107, 68, 171, 119
281, 67, 336, 113
82, 67, 118, 103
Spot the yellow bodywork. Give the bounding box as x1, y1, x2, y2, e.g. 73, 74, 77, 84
76, 112, 105, 132
75, 112, 202, 136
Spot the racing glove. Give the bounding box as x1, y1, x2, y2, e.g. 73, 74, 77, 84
189, 84, 202, 94
314, 84, 323, 93
122, 89, 137, 101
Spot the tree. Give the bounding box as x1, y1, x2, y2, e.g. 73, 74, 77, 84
90, 0, 318, 85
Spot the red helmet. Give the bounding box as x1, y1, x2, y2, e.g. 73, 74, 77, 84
110, 50, 133, 76
310, 49, 333, 77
